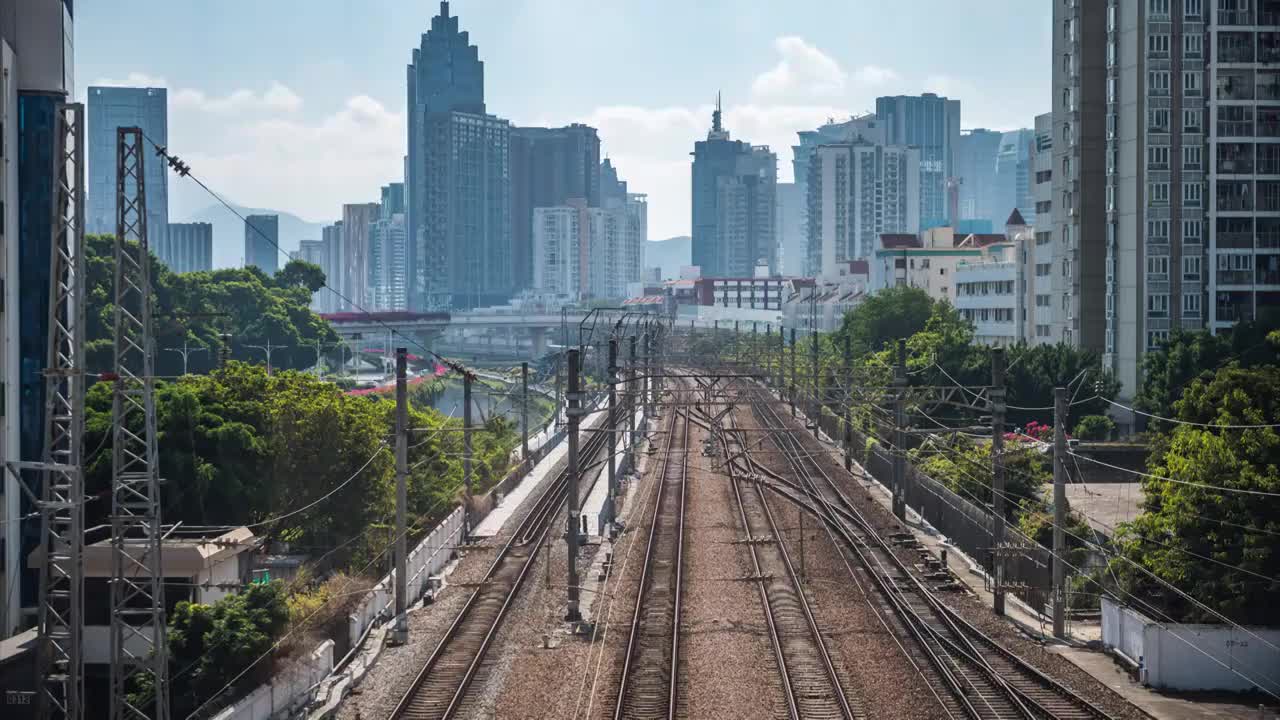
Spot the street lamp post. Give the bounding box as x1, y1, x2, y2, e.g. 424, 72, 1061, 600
162, 338, 208, 375
245, 339, 290, 376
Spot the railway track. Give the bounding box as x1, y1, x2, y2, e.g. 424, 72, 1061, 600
613, 404, 689, 720
716, 409, 861, 720
739, 384, 1112, 720
388, 407, 614, 720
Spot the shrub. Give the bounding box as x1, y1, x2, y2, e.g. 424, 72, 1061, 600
1073, 414, 1115, 441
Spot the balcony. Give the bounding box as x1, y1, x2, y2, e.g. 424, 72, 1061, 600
1258, 81, 1280, 102
1259, 231, 1280, 249
1261, 121, 1280, 138
1216, 305, 1254, 322
1218, 47, 1256, 64
1218, 157, 1255, 174
1218, 269, 1255, 285
1219, 120, 1254, 137
1218, 196, 1254, 211
1217, 9, 1255, 25
1218, 231, 1255, 249
1258, 270, 1280, 286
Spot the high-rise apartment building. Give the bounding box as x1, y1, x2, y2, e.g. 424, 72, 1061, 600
792, 115, 882, 202
296, 239, 328, 311
1028, 112, 1065, 345
370, 213, 409, 311
876, 93, 962, 230
1206, 3, 1280, 333
318, 221, 344, 312
625, 193, 649, 292
1054, 0, 1280, 400
957, 128, 1004, 228
532, 198, 643, 302
807, 142, 921, 278
163, 222, 213, 273
510, 124, 601, 291
532, 205, 585, 299
87, 86, 169, 248
342, 202, 379, 309
244, 214, 280, 274
691, 102, 777, 276
407, 1, 512, 309
381, 183, 405, 218
776, 183, 806, 276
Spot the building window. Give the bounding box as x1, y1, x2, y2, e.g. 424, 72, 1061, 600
1184, 33, 1203, 58
1184, 72, 1202, 96
1183, 145, 1202, 169
1183, 293, 1202, 315
1147, 255, 1170, 276
1183, 219, 1202, 241
1148, 330, 1170, 348
1149, 108, 1171, 131
1183, 182, 1203, 206
1149, 71, 1171, 95
1148, 219, 1170, 239
1185, 0, 1202, 19
1183, 255, 1202, 280
1036, 324, 1051, 338
1150, 182, 1170, 204
1148, 33, 1170, 57
1147, 293, 1169, 317
1036, 263, 1052, 277
1149, 0, 1169, 14
1036, 294, 1051, 307
1183, 109, 1202, 133
1148, 145, 1170, 168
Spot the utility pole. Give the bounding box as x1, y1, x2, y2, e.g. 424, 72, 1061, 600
110, 126, 169, 720
606, 338, 618, 523
1053, 386, 1068, 639
843, 333, 853, 472
314, 339, 325, 379
521, 362, 530, 462
246, 339, 289, 376
990, 348, 1007, 616
392, 349, 409, 644
565, 349, 583, 622
811, 327, 820, 437
162, 338, 207, 375
218, 332, 233, 369
628, 335, 638, 450
555, 352, 563, 431
734, 320, 740, 365
463, 372, 474, 540
32, 101, 85, 720
789, 327, 797, 416
892, 339, 907, 521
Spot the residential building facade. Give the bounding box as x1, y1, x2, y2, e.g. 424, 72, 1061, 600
163, 222, 213, 273
1030, 112, 1065, 344
807, 142, 921, 278
876, 93, 962, 230
87, 86, 169, 249
369, 213, 409, 311
342, 202, 379, 308
957, 128, 1004, 228
244, 214, 280, 274
954, 212, 1033, 346
995, 128, 1037, 225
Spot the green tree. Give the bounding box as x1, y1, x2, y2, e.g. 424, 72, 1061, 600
1073, 414, 1115, 441
1135, 322, 1280, 426
275, 258, 327, 293
1113, 365, 1280, 624
834, 285, 937, 355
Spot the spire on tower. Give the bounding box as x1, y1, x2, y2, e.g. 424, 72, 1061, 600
441, 1, 450, 17
712, 91, 723, 135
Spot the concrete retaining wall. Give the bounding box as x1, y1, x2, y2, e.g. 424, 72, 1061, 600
211, 641, 334, 720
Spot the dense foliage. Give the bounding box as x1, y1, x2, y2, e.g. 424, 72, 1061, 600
85, 234, 338, 376
84, 363, 520, 568
1112, 363, 1280, 624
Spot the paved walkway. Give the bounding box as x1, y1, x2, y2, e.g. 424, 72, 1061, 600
787, 399, 1278, 720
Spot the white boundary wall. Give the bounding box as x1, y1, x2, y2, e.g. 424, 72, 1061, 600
211, 641, 334, 720
1101, 597, 1280, 694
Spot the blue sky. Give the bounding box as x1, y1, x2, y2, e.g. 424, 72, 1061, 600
76, 0, 1050, 240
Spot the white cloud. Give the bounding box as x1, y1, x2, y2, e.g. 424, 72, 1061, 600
751, 36, 848, 102
173, 95, 403, 223
851, 65, 900, 87
89, 72, 168, 88
173, 82, 303, 113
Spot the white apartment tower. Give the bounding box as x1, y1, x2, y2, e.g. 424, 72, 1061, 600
807, 142, 921, 279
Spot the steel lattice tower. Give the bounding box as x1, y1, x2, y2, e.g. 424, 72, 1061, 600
33, 102, 87, 720
109, 127, 170, 720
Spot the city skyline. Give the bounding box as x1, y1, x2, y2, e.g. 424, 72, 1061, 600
74, 0, 1049, 241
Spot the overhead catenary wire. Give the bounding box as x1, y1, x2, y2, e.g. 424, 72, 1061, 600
1103, 397, 1280, 430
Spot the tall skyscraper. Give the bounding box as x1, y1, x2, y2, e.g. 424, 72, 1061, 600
775, 183, 805, 276
532, 198, 642, 302
163, 222, 213, 273
87, 86, 169, 249
995, 128, 1036, 225
296, 239, 328, 311
406, 1, 512, 309
625, 193, 649, 293
343, 202, 380, 309
957, 128, 1003, 226
511, 124, 601, 291
808, 142, 921, 278
244, 214, 280, 274
381, 182, 406, 218
691, 99, 778, 276
1027, 112, 1064, 345
876, 93, 962, 230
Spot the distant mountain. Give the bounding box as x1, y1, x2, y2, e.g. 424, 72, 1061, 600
643, 236, 691, 281
174, 204, 330, 270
